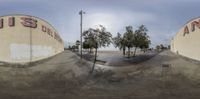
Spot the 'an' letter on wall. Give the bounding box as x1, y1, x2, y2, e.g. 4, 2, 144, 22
191, 20, 200, 32
0, 19, 3, 29
183, 26, 189, 36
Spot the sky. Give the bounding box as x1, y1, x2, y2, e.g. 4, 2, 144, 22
0, 0, 200, 50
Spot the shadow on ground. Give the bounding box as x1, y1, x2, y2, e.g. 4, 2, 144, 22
0, 50, 200, 99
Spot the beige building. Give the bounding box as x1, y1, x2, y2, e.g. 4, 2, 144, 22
171, 17, 200, 61
0, 15, 64, 63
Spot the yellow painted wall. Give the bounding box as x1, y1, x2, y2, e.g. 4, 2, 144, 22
0, 15, 64, 63
171, 17, 200, 61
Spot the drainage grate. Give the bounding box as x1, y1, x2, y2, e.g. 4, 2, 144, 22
161, 63, 172, 76
162, 64, 171, 68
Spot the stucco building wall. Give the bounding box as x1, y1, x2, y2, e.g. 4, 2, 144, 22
0, 15, 64, 63
171, 17, 200, 61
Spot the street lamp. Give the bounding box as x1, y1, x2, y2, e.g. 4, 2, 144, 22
79, 10, 86, 59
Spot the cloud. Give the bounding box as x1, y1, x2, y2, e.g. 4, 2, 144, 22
0, 0, 199, 49
83, 11, 157, 35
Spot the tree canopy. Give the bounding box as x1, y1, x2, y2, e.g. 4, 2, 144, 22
112, 25, 151, 57
112, 32, 126, 55
83, 25, 112, 73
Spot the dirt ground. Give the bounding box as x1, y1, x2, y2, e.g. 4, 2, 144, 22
0, 50, 200, 99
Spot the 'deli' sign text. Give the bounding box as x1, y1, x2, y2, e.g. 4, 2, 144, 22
0, 16, 62, 43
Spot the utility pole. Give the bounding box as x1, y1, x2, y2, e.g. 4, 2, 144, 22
29, 16, 32, 64
79, 10, 85, 59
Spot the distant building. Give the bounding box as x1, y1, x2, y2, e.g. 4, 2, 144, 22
171, 17, 200, 61
0, 14, 64, 63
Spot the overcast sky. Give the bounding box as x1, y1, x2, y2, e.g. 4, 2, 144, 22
0, 0, 199, 50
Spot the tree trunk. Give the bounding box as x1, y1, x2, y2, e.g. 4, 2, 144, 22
89, 48, 92, 53
128, 47, 130, 58
123, 46, 126, 56
90, 47, 97, 73
133, 47, 137, 57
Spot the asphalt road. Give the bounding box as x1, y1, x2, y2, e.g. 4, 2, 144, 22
0, 50, 89, 99
0, 50, 200, 99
